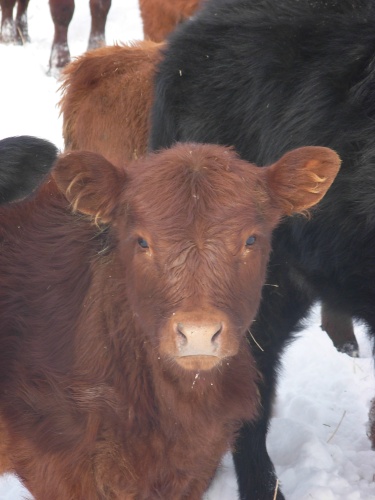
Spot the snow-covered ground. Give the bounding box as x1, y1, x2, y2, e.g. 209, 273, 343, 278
0, 1, 375, 498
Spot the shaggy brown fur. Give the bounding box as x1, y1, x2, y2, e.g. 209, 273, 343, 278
0, 142, 340, 498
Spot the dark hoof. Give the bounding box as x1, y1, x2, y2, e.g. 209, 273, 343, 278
336, 341, 360, 358
0, 20, 19, 44
87, 35, 106, 51
49, 43, 71, 74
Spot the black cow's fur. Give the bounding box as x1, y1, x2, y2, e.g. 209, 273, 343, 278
0, 136, 58, 203
149, 0, 375, 498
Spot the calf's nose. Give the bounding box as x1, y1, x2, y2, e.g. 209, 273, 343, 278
174, 321, 223, 357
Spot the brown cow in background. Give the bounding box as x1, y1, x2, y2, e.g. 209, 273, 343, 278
61, 41, 163, 167
0, 141, 340, 498
140, 0, 201, 42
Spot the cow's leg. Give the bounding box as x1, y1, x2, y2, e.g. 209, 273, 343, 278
48, 0, 75, 73
320, 302, 359, 357
0, 0, 17, 43
233, 259, 314, 500
15, 0, 30, 43
87, 0, 111, 51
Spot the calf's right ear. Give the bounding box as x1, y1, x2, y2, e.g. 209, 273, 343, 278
52, 151, 125, 223
265, 146, 341, 215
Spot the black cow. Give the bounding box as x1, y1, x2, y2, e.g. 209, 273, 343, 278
149, 0, 375, 498
0, 136, 57, 203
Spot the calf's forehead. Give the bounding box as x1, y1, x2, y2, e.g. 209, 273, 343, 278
123, 144, 270, 233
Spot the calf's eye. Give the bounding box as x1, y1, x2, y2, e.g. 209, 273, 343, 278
245, 235, 256, 247
137, 237, 149, 249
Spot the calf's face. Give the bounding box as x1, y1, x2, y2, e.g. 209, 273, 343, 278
54, 143, 340, 372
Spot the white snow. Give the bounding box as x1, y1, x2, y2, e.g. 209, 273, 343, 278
0, 1, 374, 498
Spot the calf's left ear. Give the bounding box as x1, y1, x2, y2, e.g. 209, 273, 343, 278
265, 146, 341, 214
52, 151, 125, 223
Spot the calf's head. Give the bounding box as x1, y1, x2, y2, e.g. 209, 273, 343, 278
53, 143, 340, 372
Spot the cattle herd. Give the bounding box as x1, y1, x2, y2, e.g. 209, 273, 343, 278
0, 0, 374, 499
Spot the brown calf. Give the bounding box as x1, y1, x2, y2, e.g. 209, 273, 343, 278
0, 142, 340, 498
60, 40, 358, 357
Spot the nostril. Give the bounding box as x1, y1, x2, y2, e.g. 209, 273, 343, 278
176, 323, 188, 346
211, 323, 223, 344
